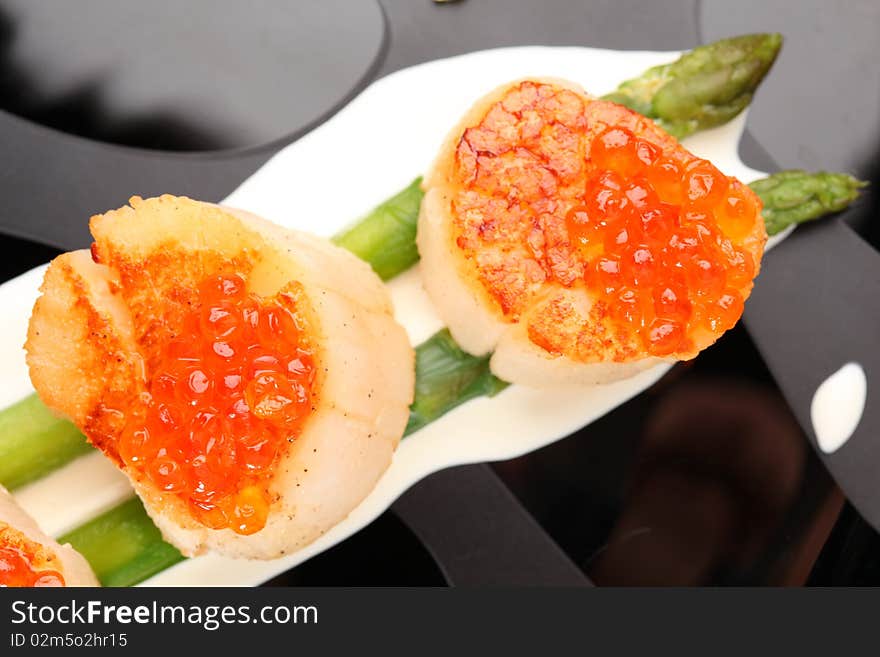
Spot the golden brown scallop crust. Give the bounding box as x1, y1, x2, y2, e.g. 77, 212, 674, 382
27, 251, 142, 462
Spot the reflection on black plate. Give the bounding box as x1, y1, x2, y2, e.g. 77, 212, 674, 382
494, 325, 841, 585
0, 0, 386, 151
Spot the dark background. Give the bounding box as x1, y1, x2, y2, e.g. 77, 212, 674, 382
0, 0, 878, 585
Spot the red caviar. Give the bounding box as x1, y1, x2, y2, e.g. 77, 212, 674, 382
572, 128, 758, 355
450, 81, 763, 360
119, 274, 317, 535
0, 525, 65, 587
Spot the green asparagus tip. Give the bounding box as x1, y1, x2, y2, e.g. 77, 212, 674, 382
603, 33, 783, 140
751, 170, 868, 236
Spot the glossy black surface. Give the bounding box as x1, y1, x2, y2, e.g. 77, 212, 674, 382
0, 0, 385, 151
701, 0, 880, 178
262, 512, 447, 587
0, 0, 878, 585
494, 327, 839, 585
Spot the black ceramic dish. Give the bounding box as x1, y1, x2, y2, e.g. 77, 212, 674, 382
0, 0, 877, 585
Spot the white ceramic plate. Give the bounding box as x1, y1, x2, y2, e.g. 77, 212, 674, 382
1, 46, 786, 586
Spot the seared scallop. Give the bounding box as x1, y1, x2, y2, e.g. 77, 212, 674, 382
26, 196, 414, 559
418, 78, 766, 386
0, 485, 98, 586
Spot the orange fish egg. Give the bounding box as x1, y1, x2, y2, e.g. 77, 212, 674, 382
445, 80, 766, 364
0, 524, 65, 587
118, 274, 317, 536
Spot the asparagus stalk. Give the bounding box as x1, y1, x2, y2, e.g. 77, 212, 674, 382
0, 167, 865, 490
0, 394, 92, 490
406, 329, 508, 436
602, 33, 783, 139
17, 167, 866, 585
750, 170, 867, 236
59, 497, 183, 587
332, 177, 425, 281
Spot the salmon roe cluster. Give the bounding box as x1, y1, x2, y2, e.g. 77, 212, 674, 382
451, 81, 762, 359
0, 525, 64, 587
119, 274, 317, 535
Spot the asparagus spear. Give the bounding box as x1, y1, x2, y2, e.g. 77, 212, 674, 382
406, 329, 508, 436
0, 394, 92, 490
750, 170, 868, 236
31, 168, 867, 585
602, 33, 783, 139
59, 497, 183, 587
332, 177, 424, 281
0, 166, 865, 487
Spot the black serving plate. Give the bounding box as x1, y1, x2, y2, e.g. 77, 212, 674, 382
1, 0, 878, 585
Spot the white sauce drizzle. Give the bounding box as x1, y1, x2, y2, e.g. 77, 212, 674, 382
810, 362, 867, 454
